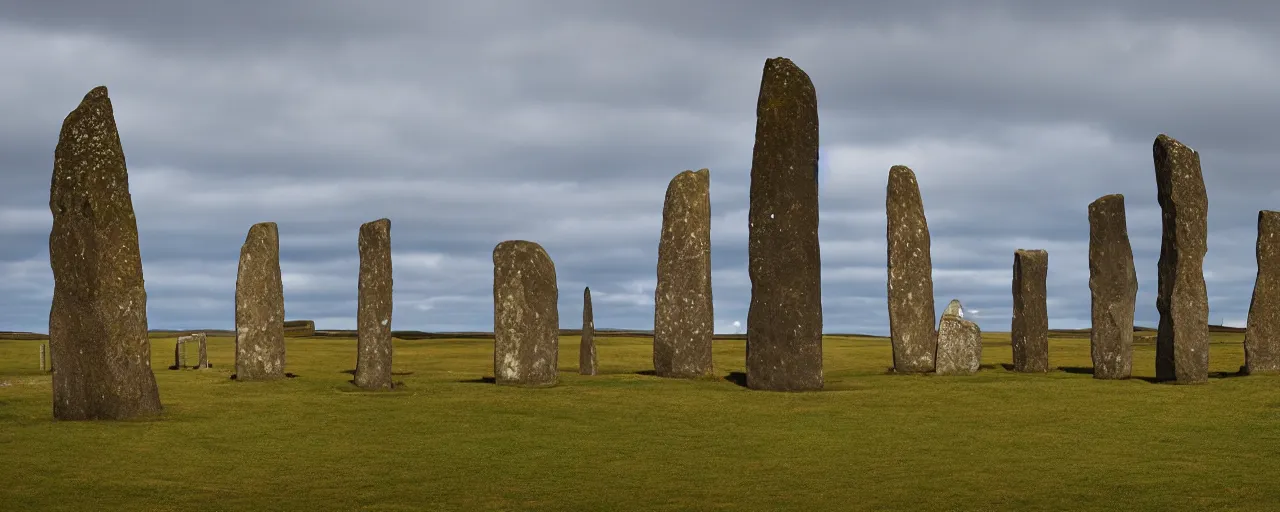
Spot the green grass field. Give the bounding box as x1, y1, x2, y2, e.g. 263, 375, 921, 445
2, 332, 1278, 511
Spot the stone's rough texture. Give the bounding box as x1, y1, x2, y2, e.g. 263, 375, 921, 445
1244, 211, 1280, 374
886, 165, 937, 373
235, 222, 286, 381
48, 86, 163, 421
1011, 249, 1050, 372
653, 169, 714, 378
1153, 134, 1210, 384
580, 287, 598, 376
191, 333, 210, 369
746, 57, 824, 392
354, 219, 394, 390
935, 300, 982, 375
492, 240, 560, 387
173, 338, 186, 368
1088, 194, 1138, 380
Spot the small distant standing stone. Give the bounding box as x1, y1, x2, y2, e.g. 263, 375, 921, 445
235, 222, 286, 381
40, 343, 47, 371
1011, 249, 1049, 372
354, 219, 394, 390
193, 332, 210, 369
1088, 194, 1138, 379
173, 337, 187, 369
745, 57, 824, 392
1244, 210, 1280, 374
1153, 134, 1210, 384
935, 300, 982, 376
886, 165, 937, 373
48, 85, 163, 420
580, 286, 598, 376
492, 240, 560, 387
653, 168, 714, 378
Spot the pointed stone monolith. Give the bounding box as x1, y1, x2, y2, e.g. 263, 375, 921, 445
1245, 210, 1280, 374
48, 86, 163, 420
235, 222, 286, 381
1011, 249, 1049, 372
354, 218, 393, 390
1089, 194, 1137, 379
580, 286, 597, 376
746, 57, 823, 392
493, 240, 559, 387
1153, 134, 1209, 384
935, 300, 981, 375
886, 165, 937, 373
654, 169, 714, 378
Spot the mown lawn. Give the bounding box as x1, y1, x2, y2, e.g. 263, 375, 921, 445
1, 331, 1278, 511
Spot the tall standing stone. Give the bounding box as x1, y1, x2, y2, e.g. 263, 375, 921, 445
1244, 211, 1280, 374
886, 165, 937, 373
580, 286, 598, 376
235, 222, 286, 381
48, 86, 163, 420
493, 240, 559, 387
193, 332, 210, 369
1088, 194, 1138, 379
653, 168, 714, 378
1153, 134, 1209, 384
746, 57, 823, 392
1011, 249, 1049, 372
935, 300, 982, 376
354, 219, 393, 390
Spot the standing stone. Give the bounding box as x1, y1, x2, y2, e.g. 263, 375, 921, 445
745, 57, 823, 392
1244, 211, 1280, 374
354, 219, 394, 390
653, 169, 714, 378
1153, 134, 1210, 384
1089, 194, 1138, 379
1011, 249, 1049, 372
48, 86, 163, 420
173, 337, 186, 369
580, 286, 598, 376
39, 343, 47, 371
935, 300, 982, 375
493, 240, 559, 387
193, 332, 210, 369
886, 165, 937, 373
235, 222, 286, 381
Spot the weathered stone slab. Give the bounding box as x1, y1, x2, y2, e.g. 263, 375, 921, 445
493, 240, 559, 387
39, 343, 47, 372
886, 165, 937, 373
654, 168, 714, 378
935, 300, 981, 375
192, 332, 210, 369
235, 222, 286, 381
48, 86, 163, 420
1153, 134, 1209, 384
1088, 194, 1137, 379
1245, 210, 1280, 374
745, 57, 824, 392
1011, 249, 1049, 372
173, 338, 187, 369
580, 286, 597, 376
354, 218, 393, 390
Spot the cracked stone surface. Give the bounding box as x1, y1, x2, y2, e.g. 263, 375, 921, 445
745, 57, 824, 392
1245, 211, 1280, 374
653, 169, 714, 378
235, 222, 286, 381
886, 165, 937, 373
492, 240, 559, 387
48, 86, 163, 420
936, 300, 981, 375
580, 286, 597, 376
1011, 249, 1049, 373
354, 219, 394, 390
1153, 134, 1209, 384
1089, 194, 1137, 380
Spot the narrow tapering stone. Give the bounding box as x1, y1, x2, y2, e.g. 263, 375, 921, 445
1153, 134, 1209, 384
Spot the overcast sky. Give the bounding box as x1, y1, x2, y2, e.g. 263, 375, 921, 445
1, 1, 1277, 334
